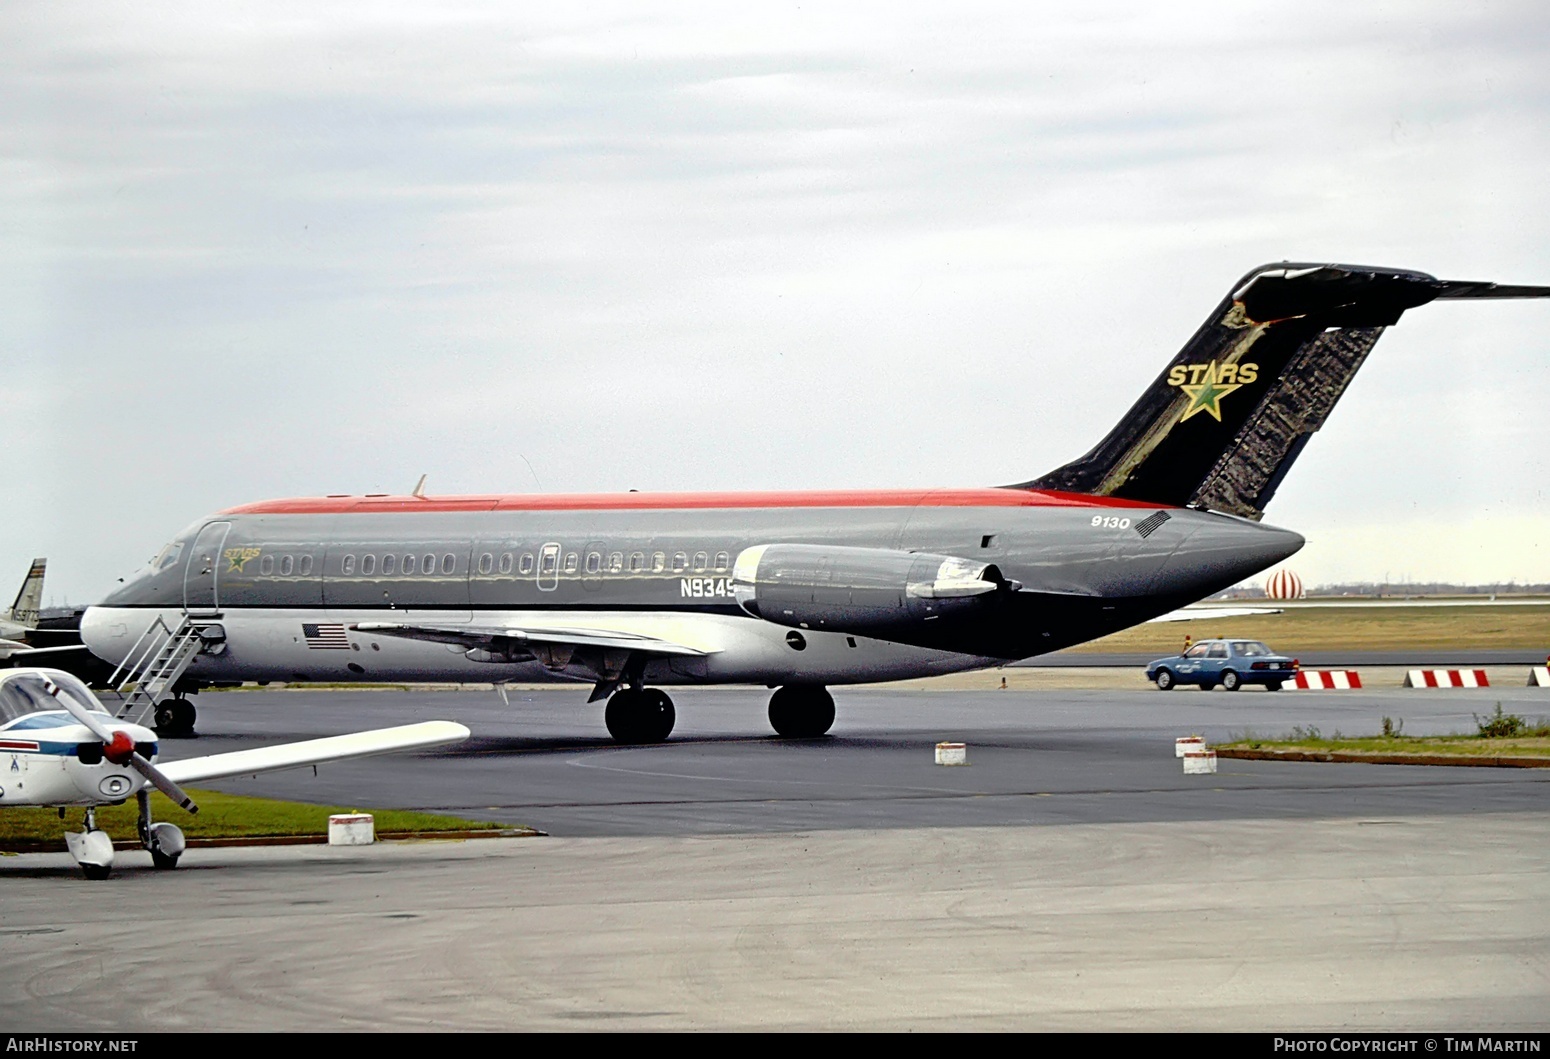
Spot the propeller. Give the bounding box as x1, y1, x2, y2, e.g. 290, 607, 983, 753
43, 678, 200, 814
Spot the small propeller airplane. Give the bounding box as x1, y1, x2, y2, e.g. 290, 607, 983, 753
0, 667, 469, 878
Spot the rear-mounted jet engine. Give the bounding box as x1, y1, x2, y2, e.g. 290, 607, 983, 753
731, 544, 1018, 639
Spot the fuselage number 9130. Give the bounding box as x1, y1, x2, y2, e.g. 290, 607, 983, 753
681, 577, 734, 598
1092, 516, 1132, 529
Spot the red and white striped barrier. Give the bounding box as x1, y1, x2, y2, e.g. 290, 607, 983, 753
1286, 670, 1362, 690
1405, 669, 1489, 688
1530, 667, 1550, 688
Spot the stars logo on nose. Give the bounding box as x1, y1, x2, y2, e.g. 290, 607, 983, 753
224, 547, 262, 573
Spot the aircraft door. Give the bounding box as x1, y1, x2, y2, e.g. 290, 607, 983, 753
537, 542, 560, 592
183, 521, 232, 616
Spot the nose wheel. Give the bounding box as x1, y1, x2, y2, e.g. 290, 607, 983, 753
153, 696, 198, 738
64, 807, 115, 880
604, 687, 676, 744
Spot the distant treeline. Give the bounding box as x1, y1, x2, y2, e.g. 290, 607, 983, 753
1215, 582, 1550, 599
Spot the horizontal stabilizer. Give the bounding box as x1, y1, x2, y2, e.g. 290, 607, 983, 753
1020, 263, 1550, 519
1144, 606, 1284, 623
158, 720, 470, 784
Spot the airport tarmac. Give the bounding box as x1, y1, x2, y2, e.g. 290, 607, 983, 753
153, 683, 1550, 835
3, 685, 1548, 1031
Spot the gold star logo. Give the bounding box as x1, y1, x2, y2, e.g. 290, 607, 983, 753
224, 547, 262, 573
1178, 362, 1242, 422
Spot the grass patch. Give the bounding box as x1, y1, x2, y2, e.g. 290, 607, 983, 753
0, 788, 509, 850
1220, 735, 1550, 758
1066, 603, 1550, 653
1219, 707, 1550, 759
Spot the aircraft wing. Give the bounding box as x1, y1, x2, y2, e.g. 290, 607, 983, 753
353, 620, 711, 658
352, 619, 717, 701
1145, 606, 1284, 623
157, 720, 470, 785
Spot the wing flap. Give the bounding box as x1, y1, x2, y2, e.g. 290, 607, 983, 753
158, 720, 470, 784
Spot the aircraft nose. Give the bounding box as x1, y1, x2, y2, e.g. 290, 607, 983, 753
1155, 514, 1304, 596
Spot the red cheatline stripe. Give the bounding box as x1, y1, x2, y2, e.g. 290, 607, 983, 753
0, 740, 40, 751
221, 488, 1168, 516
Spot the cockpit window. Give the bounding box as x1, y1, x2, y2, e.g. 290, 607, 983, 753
0, 672, 108, 725
152, 542, 184, 572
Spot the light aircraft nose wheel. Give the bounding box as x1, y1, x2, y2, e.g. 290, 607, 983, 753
768, 685, 835, 738
66, 807, 115, 880
604, 687, 676, 744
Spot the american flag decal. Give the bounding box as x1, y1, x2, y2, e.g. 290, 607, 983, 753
1133, 511, 1171, 539
302, 623, 351, 650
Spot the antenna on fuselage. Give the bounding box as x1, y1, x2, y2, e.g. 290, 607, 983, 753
411, 474, 428, 499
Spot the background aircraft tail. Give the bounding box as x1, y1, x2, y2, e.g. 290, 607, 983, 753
8, 558, 46, 627
1019, 263, 1550, 520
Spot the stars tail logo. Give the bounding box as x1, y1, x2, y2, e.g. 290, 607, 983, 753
1166, 360, 1257, 422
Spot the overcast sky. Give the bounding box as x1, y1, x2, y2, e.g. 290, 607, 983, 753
6, 2, 1549, 604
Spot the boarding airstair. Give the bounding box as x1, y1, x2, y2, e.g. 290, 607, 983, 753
108, 614, 208, 727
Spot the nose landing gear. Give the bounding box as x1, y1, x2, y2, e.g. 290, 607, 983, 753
153, 696, 197, 738
64, 807, 115, 880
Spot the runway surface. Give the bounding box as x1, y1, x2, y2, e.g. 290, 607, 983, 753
3, 816, 1547, 1031
155, 684, 1550, 836
4, 684, 1548, 1031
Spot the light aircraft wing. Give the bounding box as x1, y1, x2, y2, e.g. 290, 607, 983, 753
157, 720, 470, 785
0, 641, 92, 660
1145, 606, 1284, 623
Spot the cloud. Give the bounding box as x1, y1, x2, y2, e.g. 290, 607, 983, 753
4, 1, 1549, 600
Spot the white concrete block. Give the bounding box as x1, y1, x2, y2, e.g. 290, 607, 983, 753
934, 742, 967, 766
1183, 750, 1217, 775
1175, 736, 1205, 758
329, 813, 375, 846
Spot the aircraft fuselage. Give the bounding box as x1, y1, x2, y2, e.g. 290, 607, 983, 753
81, 488, 1302, 688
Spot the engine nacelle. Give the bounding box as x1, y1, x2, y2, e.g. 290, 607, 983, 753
732, 543, 1013, 637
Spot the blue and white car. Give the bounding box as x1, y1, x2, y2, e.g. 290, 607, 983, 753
1146, 639, 1297, 691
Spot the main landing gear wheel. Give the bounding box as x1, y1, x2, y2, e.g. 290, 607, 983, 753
154, 697, 197, 738
604, 688, 676, 744
1154, 669, 1175, 691
768, 685, 835, 738
138, 792, 185, 870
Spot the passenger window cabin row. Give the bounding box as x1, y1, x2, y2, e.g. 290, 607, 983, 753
338, 552, 459, 577
254, 549, 734, 578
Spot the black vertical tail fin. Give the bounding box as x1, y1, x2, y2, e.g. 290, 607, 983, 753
1018, 263, 1550, 520
8, 558, 46, 627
